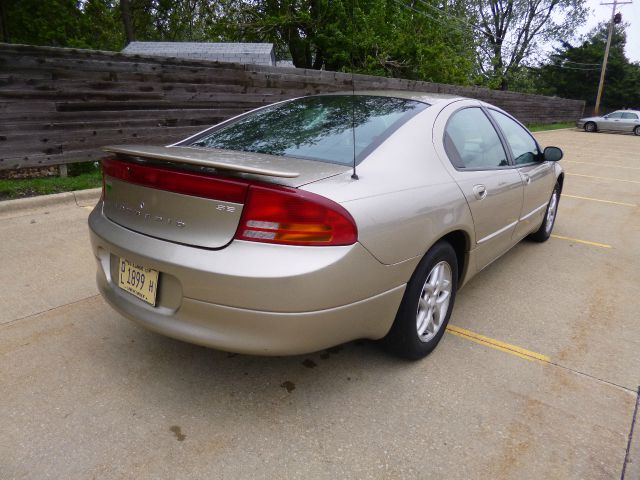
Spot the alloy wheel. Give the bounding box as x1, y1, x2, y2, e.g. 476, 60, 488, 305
545, 190, 559, 235
416, 261, 452, 342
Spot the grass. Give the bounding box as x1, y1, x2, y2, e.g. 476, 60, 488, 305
0, 169, 102, 201
526, 121, 576, 132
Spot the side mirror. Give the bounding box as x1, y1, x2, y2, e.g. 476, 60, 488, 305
543, 146, 563, 162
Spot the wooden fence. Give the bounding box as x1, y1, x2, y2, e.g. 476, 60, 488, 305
0, 43, 585, 171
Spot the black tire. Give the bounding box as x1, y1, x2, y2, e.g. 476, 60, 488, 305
584, 122, 597, 133
382, 241, 458, 360
634, 126, 640, 136
529, 183, 560, 242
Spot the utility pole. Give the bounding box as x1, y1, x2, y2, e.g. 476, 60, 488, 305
594, 0, 632, 115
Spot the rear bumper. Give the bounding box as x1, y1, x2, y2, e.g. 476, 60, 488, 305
89, 202, 410, 355
96, 267, 404, 355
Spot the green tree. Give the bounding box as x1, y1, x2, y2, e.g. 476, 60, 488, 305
469, 0, 588, 90
210, 0, 476, 84
2, 0, 122, 50
0, 0, 215, 50
125, 0, 214, 41
535, 23, 640, 111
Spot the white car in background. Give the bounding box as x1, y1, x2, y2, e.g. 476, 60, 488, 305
577, 109, 640, 135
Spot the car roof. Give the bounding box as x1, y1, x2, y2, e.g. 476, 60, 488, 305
611, 109, 640, 114
317, 90, 463, 105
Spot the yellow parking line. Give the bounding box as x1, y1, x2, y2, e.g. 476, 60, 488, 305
551, 234, 612, 249
566, 173, 640, 185
446, 325, 550, 363
564, 160, 640, 171
83, 206, 93, 210
562, 194, 637, 208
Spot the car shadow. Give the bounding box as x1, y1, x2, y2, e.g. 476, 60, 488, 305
96, 317, 423, 412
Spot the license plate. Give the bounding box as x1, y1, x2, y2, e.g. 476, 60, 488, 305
117, 257, 159, 306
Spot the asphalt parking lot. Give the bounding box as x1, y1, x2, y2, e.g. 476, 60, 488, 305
1, 129, 639, 479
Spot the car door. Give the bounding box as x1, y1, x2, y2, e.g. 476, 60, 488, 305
621, 112, 640, 132
488, 108, 556, 240
434, 102, 524, 270
602, 111, 624, 131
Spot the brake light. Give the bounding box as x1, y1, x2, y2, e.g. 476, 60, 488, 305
102, 157, 356, 246
236, 185, 357, 246
102, 158, 248, 203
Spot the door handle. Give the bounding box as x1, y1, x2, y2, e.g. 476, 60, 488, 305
522, 174, 531, 185
472, 184, 487, 200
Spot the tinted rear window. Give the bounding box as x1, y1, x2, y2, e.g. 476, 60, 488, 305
187, 95, 428, 165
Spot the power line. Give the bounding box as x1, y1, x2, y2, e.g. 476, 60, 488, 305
412, 0, 503, 41
392, 0, 448, 25
561, 60, 601, 66
545, 64, 600, 71
390, 0, 478, 47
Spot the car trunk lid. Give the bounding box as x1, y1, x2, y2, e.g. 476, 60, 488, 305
101, 145, 351, 249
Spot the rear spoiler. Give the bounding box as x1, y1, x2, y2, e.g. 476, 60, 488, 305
102, 145, 300, 178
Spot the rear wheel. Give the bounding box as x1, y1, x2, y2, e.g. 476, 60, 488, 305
584, 122, 597, 133
529, 183, 560, 242
634, 126, 640, 136
382, 241, 458, 360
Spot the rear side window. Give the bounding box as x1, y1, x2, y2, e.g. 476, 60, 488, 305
187, 95, 428, 165
489, 110, 541, 165
444, 108, 508, 169
622, 112, 638, 120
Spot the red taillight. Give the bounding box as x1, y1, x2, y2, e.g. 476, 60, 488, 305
102, 157, 248, 203
235, 185, 357, 246
102, 157, 357, 246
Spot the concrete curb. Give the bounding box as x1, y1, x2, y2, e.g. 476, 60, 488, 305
0, 188, 101, 214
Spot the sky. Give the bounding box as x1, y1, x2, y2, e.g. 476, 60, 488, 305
580, 0, 640, 63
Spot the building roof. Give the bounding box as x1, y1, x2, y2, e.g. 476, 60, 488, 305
122, 42, 276, 66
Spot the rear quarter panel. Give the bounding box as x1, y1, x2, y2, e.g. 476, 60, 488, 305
302, 105, 475, 266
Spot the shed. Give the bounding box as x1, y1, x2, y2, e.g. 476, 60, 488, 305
122, 42, 276, 66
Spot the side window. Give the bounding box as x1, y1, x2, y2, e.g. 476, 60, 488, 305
444, 108, 508, 169
622, 112, 638, 120
606, 112, 624, 119
489, 110, 541, 165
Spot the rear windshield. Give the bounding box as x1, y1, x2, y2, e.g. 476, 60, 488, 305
186, 95, 428, 165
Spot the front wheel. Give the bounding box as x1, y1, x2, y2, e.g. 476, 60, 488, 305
382, 241, 458, 360
634, 126, 640, 136
584, 122, 597, 133
529, 183, 560, 242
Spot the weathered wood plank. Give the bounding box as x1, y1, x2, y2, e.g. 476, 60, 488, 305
0, 113, 231, 134
0, 125, 202, 158
0, 131, 204, 170
0, 89, 163, 101
0, 101, 57, 113
0, 107, 249, 124
53, 100, 265, 112
0, 78, 318, 97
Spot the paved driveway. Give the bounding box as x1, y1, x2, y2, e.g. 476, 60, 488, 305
1, 129, 638, 479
